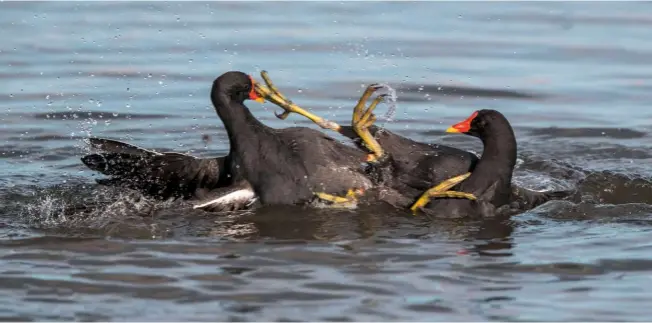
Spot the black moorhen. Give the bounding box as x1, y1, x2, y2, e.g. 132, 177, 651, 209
409, 109, 519, 218
208, 71, 381, 206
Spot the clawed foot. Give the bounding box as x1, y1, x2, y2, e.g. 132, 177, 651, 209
252, 71, 341, 131
409, 172, 477, 215
352, 84, 389, 163
314, 188, 365, 208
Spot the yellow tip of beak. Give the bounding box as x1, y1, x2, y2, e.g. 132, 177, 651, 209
254, 97, 265, 103
445, 127, 461, 133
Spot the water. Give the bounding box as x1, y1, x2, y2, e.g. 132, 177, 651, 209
1, 2, 652, 321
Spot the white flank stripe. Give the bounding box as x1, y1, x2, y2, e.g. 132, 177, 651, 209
193, 189, 256, 209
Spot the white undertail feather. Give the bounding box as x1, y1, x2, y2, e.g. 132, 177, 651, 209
192, 189, 256, 209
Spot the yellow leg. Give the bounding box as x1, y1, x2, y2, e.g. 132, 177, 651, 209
351, 85, 387, 162
253, 71, 342, 131
409, 172, 477, 215
254, 71, 390, 162
253, 72, 390, 163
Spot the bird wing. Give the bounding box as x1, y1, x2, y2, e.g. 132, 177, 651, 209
82, 137, 227, 200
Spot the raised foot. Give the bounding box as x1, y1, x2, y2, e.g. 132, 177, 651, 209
409, 172, 477, 215
314, 188, 365, 208
352, 84, 389, 163
253, 70, 341, 131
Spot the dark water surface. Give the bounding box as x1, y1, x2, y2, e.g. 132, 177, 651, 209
1, 2, 652, 321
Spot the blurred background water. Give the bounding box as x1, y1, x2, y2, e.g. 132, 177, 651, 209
1, 1, 651, 321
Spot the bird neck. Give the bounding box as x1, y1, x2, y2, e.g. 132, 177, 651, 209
461, 122, 517, 204
212, 93, 272, 160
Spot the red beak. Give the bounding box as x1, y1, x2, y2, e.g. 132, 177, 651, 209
446, 111, 478, 133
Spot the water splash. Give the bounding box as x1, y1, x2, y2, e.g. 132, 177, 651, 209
370, 83, 398, 129
12, 182, 180, 238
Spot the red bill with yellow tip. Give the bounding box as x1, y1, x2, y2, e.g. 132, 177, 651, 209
446, 111, 478, 133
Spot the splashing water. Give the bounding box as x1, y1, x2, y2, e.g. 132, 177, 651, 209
14, 182, 180, 237
370, 83, 398, 131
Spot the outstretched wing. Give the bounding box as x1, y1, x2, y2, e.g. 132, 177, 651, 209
81, 138, 229, 200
